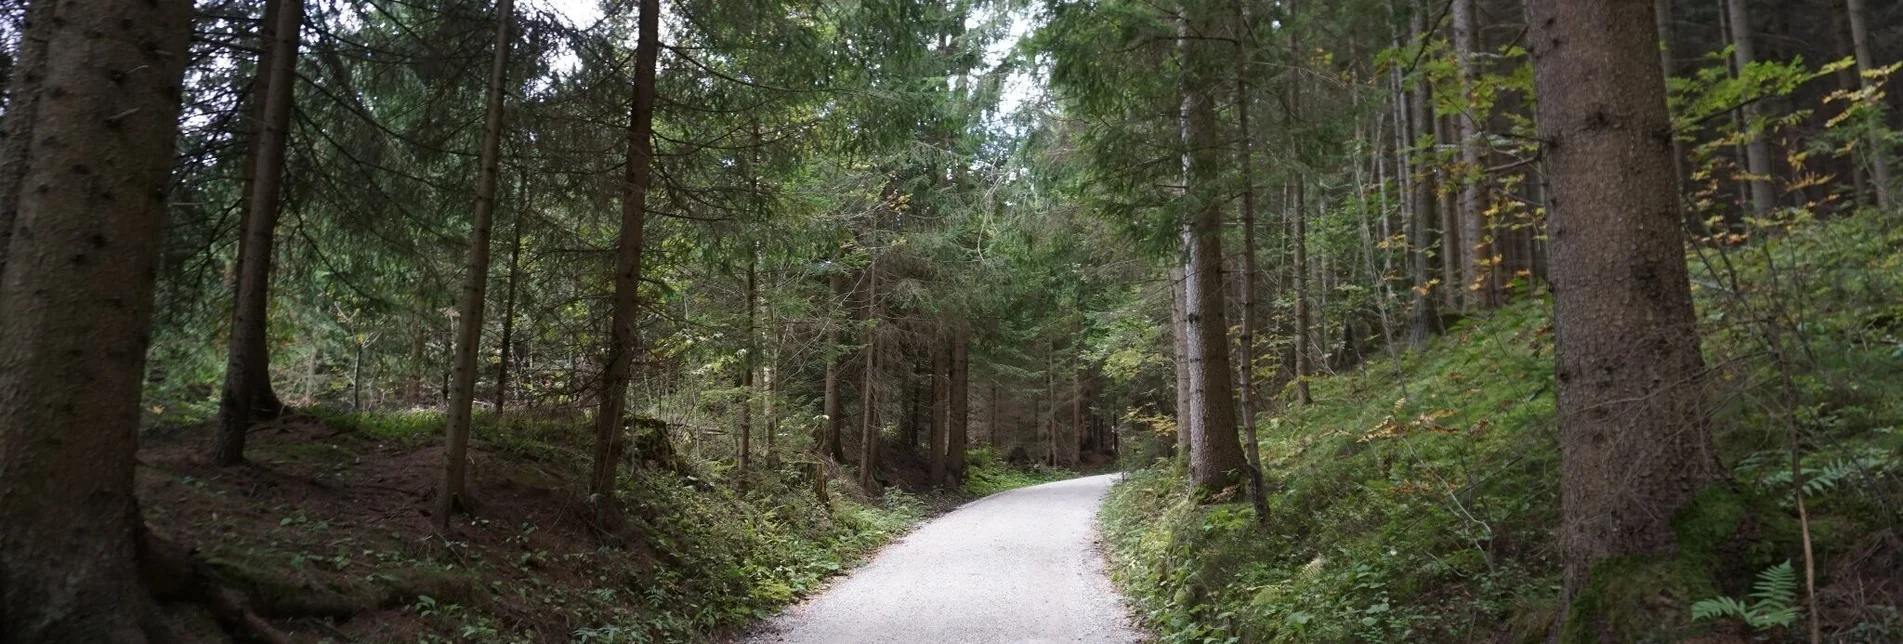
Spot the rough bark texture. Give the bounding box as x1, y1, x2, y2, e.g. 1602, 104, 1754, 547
0, 0, 193, 636
1524, 0, 1719, 635
929, 333, 949, 485
1234, 0, 1269, 521
213, 0, 305, 466
1725, 0, 1777, 216
1168, 266, 1194, 456
1453, 0, 1492, 307
437, 0, 514, 530
947, 327, 969, 481
1180, 33, 1248, 489
1407, 5, 1441, 348
592, 0, 660, 510
857, 260, 881, 493
822, 271, 849, 462
1845, 0, 1893, 211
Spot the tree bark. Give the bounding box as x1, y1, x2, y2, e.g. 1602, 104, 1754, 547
1407, 3, 1441, 348
1168, 265, 1194, 456
930, 331, 950, 485
213, 0, 305, 466
1657, 0, 1688, 192
0, 0, 193, 635
1453, 0, 1492, 307
1524, 0, 1719, 634
948, 326, 970, 481
822, 271, 849, 462
592, 0, 660, 514
436, 0, 515, 531
1726, 0, 1777, 216
1180, 11, 1249, 489
857, 259, 882, 493
1845, 0, 1893, 211
494, 189, 527, 411
1234, 0, 1269, 522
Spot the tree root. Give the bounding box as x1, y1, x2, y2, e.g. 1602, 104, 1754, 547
139, 524, 298, 644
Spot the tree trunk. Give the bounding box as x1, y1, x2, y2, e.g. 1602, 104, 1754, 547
1168, 266, 1194, 456
213, 0, 305, 466
1726, 0, 1777, 216
1407, 3, 1441, 348
1657, 0, 1687, 192
435, 0, 515, 531
738, 253, 757, 493
215, 0, 290, 423
857, 260, 882, 493
1453, 0, 1492, 307
822, 271, 849, 462
494, 189, 527, 411
1234, 0, 1269, 521
1181, 13, 1249, 489
1845, 0, 1893, 210
930, 331, 950, 486
948, 327, 970, 481
0, 0, 192, 635
1524, 0, 1718, 634
592, 0, 660, 514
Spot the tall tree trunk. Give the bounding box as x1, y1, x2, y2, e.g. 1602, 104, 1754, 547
435, 0, 515, 531
1168, 266, 1194, 457
948, 326, 970, 481
1524, 0, 1718, 634
217, 0, 290, 422
1407, 3, 1441, 348
857, 260, 881, 493
822, 271, 849, 462
592, 0, 659, 514
1845, 0, 1893, 210
930, 331, 949, 486
0, 0, 192, 635
494, 188, 527, 411
1453, 0, 1491, 307
1234, 0, 1270, 522
1181, 11, 1249, 489
1436, 114, 1463, 310
212, 0, 305, 466
738, 252, 756, 493
1726, 0, 1777, 216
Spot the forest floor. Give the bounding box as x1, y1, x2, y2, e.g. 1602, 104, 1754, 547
1101, 213, 1903, 642
136, 411, 1075, 642
742, 474, 1144, 643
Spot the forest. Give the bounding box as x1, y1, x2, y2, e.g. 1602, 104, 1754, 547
0, 0, 1900, 640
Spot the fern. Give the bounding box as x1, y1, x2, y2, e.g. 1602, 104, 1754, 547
1692, 561, 1800, 630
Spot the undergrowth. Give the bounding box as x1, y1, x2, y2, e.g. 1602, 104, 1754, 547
962, 446, 1078, 496
1101, 213, 1903, 643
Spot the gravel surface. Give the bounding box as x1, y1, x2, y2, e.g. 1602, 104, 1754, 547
744, 473, 1145, 644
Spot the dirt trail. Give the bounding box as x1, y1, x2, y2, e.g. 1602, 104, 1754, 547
745, 474, 1144, 644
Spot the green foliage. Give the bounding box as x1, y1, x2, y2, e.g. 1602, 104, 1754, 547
1691, 561, 1801, 631
961, 447, 1077, 496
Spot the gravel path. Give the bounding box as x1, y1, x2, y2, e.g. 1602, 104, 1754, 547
744, 474, 1145, 644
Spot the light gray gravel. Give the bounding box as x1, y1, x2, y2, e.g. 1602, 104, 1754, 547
744, 473, 1145, 644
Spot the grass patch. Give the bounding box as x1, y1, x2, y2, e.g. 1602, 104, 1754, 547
962, 446, 1078, 496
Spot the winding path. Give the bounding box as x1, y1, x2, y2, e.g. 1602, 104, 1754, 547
744, 474, 1145, 644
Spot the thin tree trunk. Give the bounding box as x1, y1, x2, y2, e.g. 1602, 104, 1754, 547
435, 0, 514, 531
738, 252, 756, 493
213, 0, 305, 465
219, 0, 289, 422
822, 271, 849, 462
1408, 3, 1441, 347
1234, 0, 1270, 522
1846, 0, 1893, 210
1453, 0, 1491, 307
0, 0, 193, 634
1168, 266, 1194, 456
930, 331, 950, 486
494, 186, 527, 411
857, 259, 882, 493
1524, 0, 1718, 633
1726, 0, 1777, 215
591, 0, 660, 516
948, 327, 969, 481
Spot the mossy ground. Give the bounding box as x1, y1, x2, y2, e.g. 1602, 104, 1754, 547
1101, 213, 1903, 643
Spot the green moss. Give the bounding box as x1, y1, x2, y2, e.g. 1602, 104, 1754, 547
1559, 556, 1702, 644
